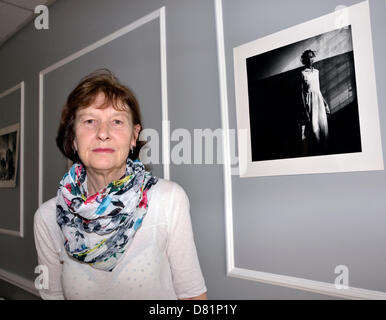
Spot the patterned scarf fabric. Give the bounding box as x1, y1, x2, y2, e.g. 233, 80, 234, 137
56, 157, 159, 272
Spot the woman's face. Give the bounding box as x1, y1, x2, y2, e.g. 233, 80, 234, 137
73, 92, 140, 173
305, 52, 315, 66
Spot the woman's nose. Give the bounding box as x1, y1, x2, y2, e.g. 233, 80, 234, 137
96, 121, 111, 140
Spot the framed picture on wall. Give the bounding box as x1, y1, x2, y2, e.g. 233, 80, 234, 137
233, 1, 383, 177
0, 123, 19, 188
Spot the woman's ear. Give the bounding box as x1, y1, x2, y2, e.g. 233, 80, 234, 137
73, 138, 78, 152
131, 124, 141, 147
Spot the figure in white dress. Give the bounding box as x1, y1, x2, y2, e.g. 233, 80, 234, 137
300, 49, 330, 155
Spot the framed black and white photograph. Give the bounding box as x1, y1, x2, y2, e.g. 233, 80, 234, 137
0, 123, 19, 188
233, 1, 383, 177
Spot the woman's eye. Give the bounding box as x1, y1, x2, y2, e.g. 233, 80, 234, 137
113, 120, 123, 125
84, 119, 95, 124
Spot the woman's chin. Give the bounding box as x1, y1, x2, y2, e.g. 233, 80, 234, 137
87, 159, 121, 171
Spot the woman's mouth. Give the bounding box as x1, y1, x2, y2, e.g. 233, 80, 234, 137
93, 148, 114, 153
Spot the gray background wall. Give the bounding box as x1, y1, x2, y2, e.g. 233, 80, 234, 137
0, 0, 385, 299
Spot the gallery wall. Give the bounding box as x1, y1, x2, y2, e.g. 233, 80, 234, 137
0, 0, 385, 299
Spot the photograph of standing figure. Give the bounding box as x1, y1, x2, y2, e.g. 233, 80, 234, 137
244, 25, 362, 162
300, 49, 330, 156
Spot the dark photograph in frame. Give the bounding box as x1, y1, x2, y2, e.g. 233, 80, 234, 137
246, 26, 361, 162
0, 123, 19, 188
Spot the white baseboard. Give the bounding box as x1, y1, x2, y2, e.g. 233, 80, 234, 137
229, 267, 386, 300
0, 267, 39, 298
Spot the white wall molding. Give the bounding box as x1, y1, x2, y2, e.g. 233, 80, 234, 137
0, 81, 25, 238
230, 267, 386, 300
214, 0, 386, 300
38, 7, 170, 206
214, 0, 235, 274
0, 267, 39, 298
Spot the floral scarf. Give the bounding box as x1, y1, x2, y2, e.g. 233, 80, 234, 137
56, 157, 159, 272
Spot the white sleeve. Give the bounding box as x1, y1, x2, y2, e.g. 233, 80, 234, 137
33, 208, 65, 300
166, 183, 207, 299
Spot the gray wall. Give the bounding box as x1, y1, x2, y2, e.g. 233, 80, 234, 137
0, 0, 385, 299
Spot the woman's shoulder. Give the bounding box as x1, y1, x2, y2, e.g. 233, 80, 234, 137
153, 177, 183, 191
34, 196, 58, 226
148, 178, 190, 220
36, 196, 57, 213
151, 178, 188, 202
149, 178, 191, 230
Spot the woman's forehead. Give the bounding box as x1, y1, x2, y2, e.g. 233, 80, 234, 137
77, 106, 129, 117
77, 92, 130, 115
86, 91, 128, 108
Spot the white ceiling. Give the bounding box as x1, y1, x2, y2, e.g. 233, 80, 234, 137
0, 0, 56, 48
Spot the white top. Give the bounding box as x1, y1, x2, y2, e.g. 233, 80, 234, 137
33, 178, 207, 300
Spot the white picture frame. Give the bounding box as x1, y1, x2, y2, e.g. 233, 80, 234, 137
0, 123, 20, 188
233, 1, 383, 178
0, 81, 24, 238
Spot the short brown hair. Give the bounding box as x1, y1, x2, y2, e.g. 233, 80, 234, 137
301, 49, 316, 65
56, 68, 145, 163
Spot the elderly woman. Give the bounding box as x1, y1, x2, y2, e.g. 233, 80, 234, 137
33, 69, 207, 300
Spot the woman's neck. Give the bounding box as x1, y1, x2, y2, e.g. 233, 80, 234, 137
86, 166, 126, 195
